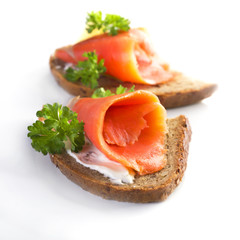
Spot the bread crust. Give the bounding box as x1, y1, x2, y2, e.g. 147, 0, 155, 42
50, 56, 217, 108
50, 115, 192, 203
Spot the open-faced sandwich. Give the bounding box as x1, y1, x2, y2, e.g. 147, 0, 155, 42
50, 11, 216, 108
27, 88, 191, 202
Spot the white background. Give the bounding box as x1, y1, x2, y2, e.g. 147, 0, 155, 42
1, 0, 240, 239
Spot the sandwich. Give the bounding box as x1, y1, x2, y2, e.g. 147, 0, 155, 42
27, 89, 191, 202
50, 11, 216, 108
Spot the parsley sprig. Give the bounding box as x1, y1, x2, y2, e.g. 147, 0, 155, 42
27, 103, 85, 155
27, 87, 135, 154
86, 11, 130, 36
91, 85, 135, 98
65, 51, 106, 89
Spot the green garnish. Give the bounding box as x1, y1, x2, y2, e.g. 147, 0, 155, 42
27, 103, 85, 155
86, 11, 130, 36
91, 88, 115, 98
65, 51, 106, 89
116, 85, 135, 94
86, 11, 103, 33
91, 85, 135, 98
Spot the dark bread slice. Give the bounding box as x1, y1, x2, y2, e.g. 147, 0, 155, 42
50, 115, 192, 203
50, 56, 217, 108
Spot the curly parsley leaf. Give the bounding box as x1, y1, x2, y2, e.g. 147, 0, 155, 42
86, 11, 130, 36
27, 103, 85, 155
65, 51, 106, 89
116, 85, 135, 94
91, 87, 115, 98
65, 68, 81, 83
128, 85, 135, 92
91, 85, 135, 98
86, 11, 103, 33
103, 14, 130, 36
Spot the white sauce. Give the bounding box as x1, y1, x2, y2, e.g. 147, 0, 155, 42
64, 63, 74, 71
66, 143, 134, 185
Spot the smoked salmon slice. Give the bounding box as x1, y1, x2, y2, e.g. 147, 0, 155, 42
71, 90, 167, 175
55, 28, 173, 85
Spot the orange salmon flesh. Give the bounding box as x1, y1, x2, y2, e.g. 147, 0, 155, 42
55, 29, 173, 85
71, 90, 167, 175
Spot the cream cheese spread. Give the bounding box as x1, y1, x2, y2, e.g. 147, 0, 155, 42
66, 142, 134, 185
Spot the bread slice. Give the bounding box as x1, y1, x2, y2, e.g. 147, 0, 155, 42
50, 56, 217, 108
50, 115, 191, 203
